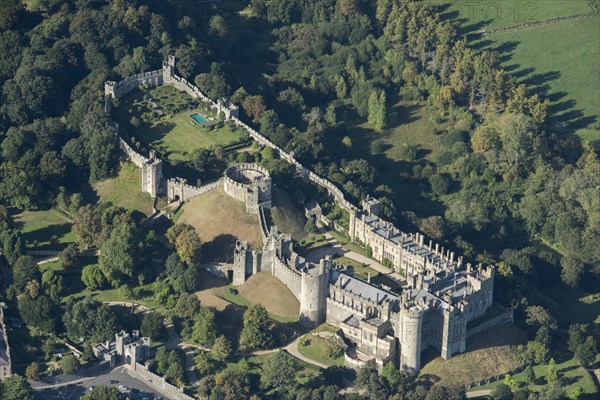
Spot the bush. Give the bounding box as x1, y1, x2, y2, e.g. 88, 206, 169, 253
370, 141, 383, 155
61, 354, 80, 375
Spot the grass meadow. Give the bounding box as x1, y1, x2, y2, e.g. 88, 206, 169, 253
93, 161, 154, 215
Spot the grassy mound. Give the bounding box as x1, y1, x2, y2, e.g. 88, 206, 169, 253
178, 188, 263, 260
270, 186, 308, 241
419, 323, 525, 386
236, 272, 300, 319
94, 162, 153, 215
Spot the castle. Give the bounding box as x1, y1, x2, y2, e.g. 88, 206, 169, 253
104, 58, 505, 375
230, 199, 495, 373
92, 330, 150, 370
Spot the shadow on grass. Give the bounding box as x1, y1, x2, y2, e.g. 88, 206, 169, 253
21, 223, 72, 248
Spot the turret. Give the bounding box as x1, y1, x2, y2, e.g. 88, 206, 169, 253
299, 258, 330, 326
399, 305, 425, 375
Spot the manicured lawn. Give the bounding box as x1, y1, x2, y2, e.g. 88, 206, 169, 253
14, 209, 75, 249
440, 0, 593, 31
327, 229, 367, 256
473, 355, 597, 396
297, 333, 345, 367
115, 85, 244, 162
93, 162, 153, 215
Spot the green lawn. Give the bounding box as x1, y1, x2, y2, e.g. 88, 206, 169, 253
115, 85, 244, 162
222, 284, 299, 324
297, 333, 345, 367
473, 356, 597, 396
438, 0, 593, 31
14, 209, 75, 249
93, 162, 153, 215
483, 15, 600, 141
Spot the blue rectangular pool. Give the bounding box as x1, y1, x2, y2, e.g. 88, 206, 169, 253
190, 113, 208, 124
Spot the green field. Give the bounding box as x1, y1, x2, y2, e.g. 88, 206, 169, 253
436, 0, 593, 31
93, 162, 153, 215
14, 209, 75, 249
115, 85, 244, 161
436, 1, 599, 142
297, 333, 345, 367
484, 15, 600, 140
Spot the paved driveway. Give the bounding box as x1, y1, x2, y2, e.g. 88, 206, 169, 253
34, 366, 163, 400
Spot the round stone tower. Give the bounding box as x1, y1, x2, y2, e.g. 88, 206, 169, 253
299, 258, 330, 326
399, 305, 425, 375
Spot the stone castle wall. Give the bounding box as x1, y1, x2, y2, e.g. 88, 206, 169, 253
166, 178, 222, 202
270, 257, 302, 302
105, 58, 354, 213
128, 363, 194, 400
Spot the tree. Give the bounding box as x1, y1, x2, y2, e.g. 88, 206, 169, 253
12, 256, 39, 292
0, 375, 34, 400
260, 350, 300, 394
100, 223, 139, 287
140, 312, 167, 341
173, 293, 201, 319
546, 358, 559, 384
194, 63, 231, 100
18, 295, 55, 334
79, 385, 122, 400
429, 173, 449, 196
59, 243, 81, 269
381, 361, 404, 388
240, 304, 274, 349
575, 336, 597, 367
25, 362, 40, 380
524, 365, 535, 383
214, 370, 251, 400
209, 15, 228, 37
72, 205, 101, 249
560, 256, 584, 287
242, 95, 266, 121
525, 306, 557, 331
61, 354, 80, 375
192, 307, 218, 347
419, 216, 445, 240
81, 264, 106, 290
368, 89, 387, 131
525, 340, 549, 364
212, 335, 233, 361
175, 227, 202, 266
491, 383, 513, 400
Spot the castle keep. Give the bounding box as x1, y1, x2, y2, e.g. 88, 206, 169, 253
105, 58, 502, 375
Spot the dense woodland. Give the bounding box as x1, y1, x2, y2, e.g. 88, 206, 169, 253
0, 1, 598, 399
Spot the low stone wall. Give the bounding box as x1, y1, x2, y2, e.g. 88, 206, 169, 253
127, 363, 194, 400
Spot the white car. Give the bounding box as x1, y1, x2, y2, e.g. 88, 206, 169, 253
118, 385, 129, 391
